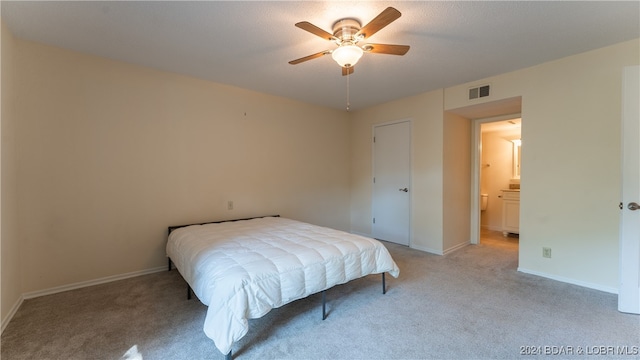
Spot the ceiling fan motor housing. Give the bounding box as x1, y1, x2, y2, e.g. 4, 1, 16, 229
332, 19, 362, 44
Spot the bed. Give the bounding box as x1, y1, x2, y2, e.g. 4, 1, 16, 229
166, 215, 400, 359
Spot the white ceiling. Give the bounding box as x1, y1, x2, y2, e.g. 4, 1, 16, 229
2, 1, 639, 111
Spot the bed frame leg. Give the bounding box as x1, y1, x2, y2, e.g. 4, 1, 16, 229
225, 350, 232, 360
167, 258, 172, 271
187, 285, 192, 300
382, 273, 386, 294
322, 290, 327, 320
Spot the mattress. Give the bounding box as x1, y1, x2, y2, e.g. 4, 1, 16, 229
166, 216, 400, 355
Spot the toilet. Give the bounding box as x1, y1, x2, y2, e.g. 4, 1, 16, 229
481, 194, 489, 211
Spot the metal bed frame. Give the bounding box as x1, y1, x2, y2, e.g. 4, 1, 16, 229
167, 215, 388, 360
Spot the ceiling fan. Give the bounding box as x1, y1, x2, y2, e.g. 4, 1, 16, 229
289, 7, 410, 76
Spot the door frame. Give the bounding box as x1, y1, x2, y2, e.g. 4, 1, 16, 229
372, 118, 412, 246
471, 113, 521, 244
618, 65, 640, 314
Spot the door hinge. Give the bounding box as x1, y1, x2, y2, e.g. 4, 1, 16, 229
373, 177, 375, 183
373, 218, 376, 224
373, 136, 376, 143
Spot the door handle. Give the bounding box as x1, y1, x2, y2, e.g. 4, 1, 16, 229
629, 202, 640, 211
399, 188, 408, 192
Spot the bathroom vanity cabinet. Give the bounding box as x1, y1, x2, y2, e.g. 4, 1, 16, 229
501, 190, 520, 236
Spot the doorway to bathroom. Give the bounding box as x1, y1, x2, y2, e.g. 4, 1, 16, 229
445, 95, 523, 250
479, 116, 521, 239
473, 115, 522, 246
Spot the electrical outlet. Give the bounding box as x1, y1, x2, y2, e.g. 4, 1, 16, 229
543, 247, 552, 258
227, 201, 234, 210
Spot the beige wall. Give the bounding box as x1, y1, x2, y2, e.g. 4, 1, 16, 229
350, 39, 638, 291
350, 90, 446, 254
442, 112, 471, 253
1, 21, 21, 329
2, 35, 351, 321
2, 19, 638, 327
349, 93, 471, 255
445, 39, 640, 292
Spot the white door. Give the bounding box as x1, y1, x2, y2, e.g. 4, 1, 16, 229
372, 121, 411, 245
619, 65, 640, 314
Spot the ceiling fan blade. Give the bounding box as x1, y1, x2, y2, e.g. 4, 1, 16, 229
289, 50, 331, 65
295, 21, 338, 41
356, 7, 401, 39
363, 44, 410, 56
342, 66, 355, 76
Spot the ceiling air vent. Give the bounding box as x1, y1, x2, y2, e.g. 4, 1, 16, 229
469, 84, 491, 100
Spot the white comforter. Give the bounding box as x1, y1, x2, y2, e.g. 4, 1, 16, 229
166, 216, 400, 355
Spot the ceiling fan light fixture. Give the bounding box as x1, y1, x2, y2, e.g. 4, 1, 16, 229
331, 45, 363, 67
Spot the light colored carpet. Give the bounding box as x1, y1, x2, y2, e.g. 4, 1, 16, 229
2, 232, 638, 359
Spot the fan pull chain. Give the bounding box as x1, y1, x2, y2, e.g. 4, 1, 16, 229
346, 69, 351, 112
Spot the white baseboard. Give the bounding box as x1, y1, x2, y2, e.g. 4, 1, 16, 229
22, 266, 167, 300
1, 295, 24, 334
517, 267, 618, 294
410, 243, 443, 255
1, 265, 167, 334
481, 225, 502, 232
443, 241, 471, 255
